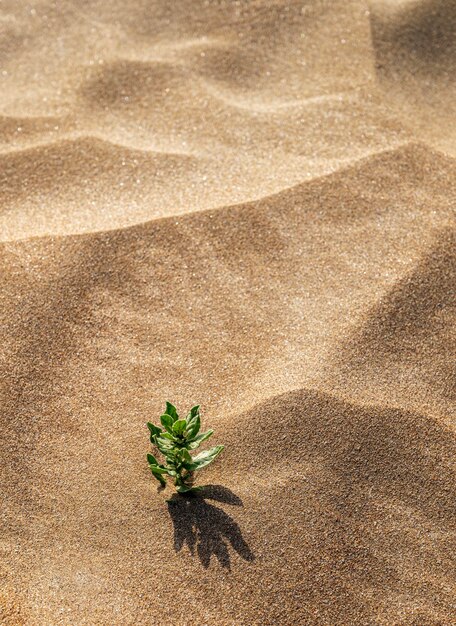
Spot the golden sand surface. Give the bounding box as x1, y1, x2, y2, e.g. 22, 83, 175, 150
1, 1, 455, 624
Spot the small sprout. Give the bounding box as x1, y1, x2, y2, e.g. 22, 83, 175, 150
147, 402, 224, 494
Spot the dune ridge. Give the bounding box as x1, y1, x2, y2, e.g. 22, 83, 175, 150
1, 1, 456, 624
2, 137, 451, 244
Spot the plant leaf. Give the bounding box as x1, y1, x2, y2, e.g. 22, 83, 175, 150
176, 483, 194, 493
159, 432, 174, 440
186, 405, 200, 422
177, 484, 203, 494
191, 445, 224, 469
150, 466, 166, 486
182, 462, 198, 471
149, 464, 169, 474
181, 448, 193, 463
187, 416, 200, 439
188, 429, 213, 448
155, 435, 173, 447
172, 419, 187, 436
165, 402, 179, 422
160, 414, 174, 433
155, 441, 174, 456
186, 406, 201, 436
147, 422, 162, 440
147, 452, 160, 466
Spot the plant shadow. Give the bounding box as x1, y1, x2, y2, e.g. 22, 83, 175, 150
167, 485, 254, 569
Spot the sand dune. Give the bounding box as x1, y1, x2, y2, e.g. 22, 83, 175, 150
0, 85, 409, 241
1, 1, 456, 624
220, 389, 456, 624
330, 229, 456, 416
0, 115, 64, 147
0, 136, 199, 203
0, 136, 204, 240
0, 0, 408, 242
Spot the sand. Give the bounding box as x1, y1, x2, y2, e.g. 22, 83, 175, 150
1, 1, 455, 624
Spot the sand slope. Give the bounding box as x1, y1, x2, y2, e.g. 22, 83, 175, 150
1, 1, 456, 625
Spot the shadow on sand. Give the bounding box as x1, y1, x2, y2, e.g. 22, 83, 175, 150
167, 485, 254, 569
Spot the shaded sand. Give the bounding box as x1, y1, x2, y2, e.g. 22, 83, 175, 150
1, 1, 456, 625
370, 0, 456, 154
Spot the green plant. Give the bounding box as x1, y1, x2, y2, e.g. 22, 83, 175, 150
147, 402, 224, 494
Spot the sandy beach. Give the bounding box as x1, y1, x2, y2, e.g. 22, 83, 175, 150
1, 1, 455, 624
